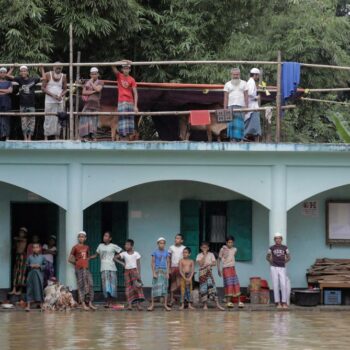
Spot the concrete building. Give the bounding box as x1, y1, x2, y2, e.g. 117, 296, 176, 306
1, 141, 350, 293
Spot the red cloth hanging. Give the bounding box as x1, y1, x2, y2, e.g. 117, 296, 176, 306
189, 110, 211, 126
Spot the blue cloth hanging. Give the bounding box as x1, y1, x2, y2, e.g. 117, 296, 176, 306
281, 62, 301, 100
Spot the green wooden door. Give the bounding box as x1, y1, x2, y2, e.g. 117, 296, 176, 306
180, 200, 200, 259
110, 202, 128, 292
227, 200, 252, 261
84, 203, 102, 291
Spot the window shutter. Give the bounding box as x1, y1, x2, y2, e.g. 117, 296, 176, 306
180, 200, 200, 259
227, 200, 252, 261
84, 202, 102, 291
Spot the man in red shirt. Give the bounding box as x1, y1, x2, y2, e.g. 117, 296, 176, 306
112, 60, 139, 141
68, 231, 96, 310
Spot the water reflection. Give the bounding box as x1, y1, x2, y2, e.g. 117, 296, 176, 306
0, 311, 349, 350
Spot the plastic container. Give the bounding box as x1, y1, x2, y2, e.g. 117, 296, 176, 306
259, 289, 270, 304
324, 290, 341, 305
250, 277, 261, 291
294, 289, 320, 306
250, 291, 260, 304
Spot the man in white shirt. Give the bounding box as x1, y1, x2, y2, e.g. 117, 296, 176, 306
245, 68, 262, 142
223, 68, 248, 142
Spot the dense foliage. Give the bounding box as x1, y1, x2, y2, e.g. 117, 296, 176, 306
0, 0, 349, 142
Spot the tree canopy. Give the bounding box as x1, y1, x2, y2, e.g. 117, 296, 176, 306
0, 0, 349, 142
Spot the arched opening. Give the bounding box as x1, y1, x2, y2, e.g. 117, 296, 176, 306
0, 181, 65, 291
83, 180, 270, 288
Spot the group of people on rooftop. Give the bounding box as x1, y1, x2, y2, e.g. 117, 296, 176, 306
0, 61, 262, 142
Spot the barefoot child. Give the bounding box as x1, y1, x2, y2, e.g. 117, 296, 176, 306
68, 231, 96, 311
218, 236, 243, 308
196, 242, 225, 310
179, 247, 195, 310
94, 231, 122, 308
168, 233, 185, 305
148, 237, 171, 311
10, 227, 28, 295
266, 232, 290, 309
42, 235, 57, 286
118, 239, 145, 310
26, 242, 46, 311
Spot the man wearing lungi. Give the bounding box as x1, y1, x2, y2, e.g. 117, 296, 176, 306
112, 60, 138, 141
218, 236, 244, 308
245, 68, 262, 142
266, 232, 291, 309
168, 233, 185, 305
223, 68, 248, 142
68, 231, 96, 311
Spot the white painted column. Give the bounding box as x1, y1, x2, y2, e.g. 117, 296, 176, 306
65, 162, 83, 289
269, 165, 287, 244
0, 201, 11, 288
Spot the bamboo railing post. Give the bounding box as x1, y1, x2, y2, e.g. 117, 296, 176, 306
69, 24, 74, 140
275, 51, 282, 143
75, 51, 81, 140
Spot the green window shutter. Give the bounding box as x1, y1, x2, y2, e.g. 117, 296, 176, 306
180, 200, 200, 259
84, 203, 102, 291
227, 200, 252, 261
110, 202, 128, 292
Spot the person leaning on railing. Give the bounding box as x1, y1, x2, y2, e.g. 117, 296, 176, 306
6, 65, 45, 141
0, 67, 13, 141
41, 62, 67, 141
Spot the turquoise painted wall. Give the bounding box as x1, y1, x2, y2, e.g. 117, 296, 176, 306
288, 184, 350, 287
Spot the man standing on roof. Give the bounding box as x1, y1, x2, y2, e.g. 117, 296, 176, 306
112, 60, 138, 141
245, 68, 261, 142
7, 65, 45, 141
223, 68, 248, 142
41, 62, 67, 140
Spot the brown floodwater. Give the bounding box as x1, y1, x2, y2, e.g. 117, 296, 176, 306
0, 310, 348, 350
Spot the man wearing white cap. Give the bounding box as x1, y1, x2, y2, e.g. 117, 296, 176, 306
7, 65, 45, 141
245, 68, 262, 142
79, 67, 104, 141
0, 67, 12, 141
41, 62, 67, 140
148, 237, 171, 311
223, 67, 248, 142
266, 232, 291, 309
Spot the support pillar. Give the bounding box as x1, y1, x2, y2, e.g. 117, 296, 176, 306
269, 165, 287, 244
65, 162, 83, 289
0, 201, 10, 288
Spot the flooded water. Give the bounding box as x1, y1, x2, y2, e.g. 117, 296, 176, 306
0, 310, 348, 350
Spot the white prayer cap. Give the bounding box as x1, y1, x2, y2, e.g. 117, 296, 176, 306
274, 232, 283, 239
231, 67, 240, 73
20, 65, 28, 71
90, 67, 99, 73
77, 230, 87, 237
250, 68, 260, 74
0, 67, 7, 73
157, 237, 166, 243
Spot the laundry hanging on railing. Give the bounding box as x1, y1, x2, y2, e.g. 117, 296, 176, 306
282, 62, 301, 100
189, 110, 211, 125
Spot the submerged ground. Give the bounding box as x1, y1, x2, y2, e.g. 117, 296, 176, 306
0, 309, 348, 349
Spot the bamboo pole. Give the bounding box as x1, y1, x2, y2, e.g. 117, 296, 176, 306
0, 105, 296, 117
301, 63, 350, 71
275, 51, 282, 143
69, 24, 74, 140
301, 97, 350, 106
75, 51, 81, 140
305, 88, 350, 92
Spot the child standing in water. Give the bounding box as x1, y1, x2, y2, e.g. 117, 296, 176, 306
10, 227, 28, 296
196, 242, 225, 310
68, 231, 96, 311
218, 236, 244, 308
94, 231, 123, 308
148, 237, 171, 311
26, 242, 46, 311
118, 239, 145, 310
168, 233, 185, 305
179, 247, 195, 310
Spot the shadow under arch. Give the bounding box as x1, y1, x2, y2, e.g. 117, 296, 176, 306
82, 179, 269, 210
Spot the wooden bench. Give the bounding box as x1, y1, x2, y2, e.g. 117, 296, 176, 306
319, 281, 350, 304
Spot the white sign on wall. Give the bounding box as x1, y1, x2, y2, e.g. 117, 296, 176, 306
301, 200, 319, 217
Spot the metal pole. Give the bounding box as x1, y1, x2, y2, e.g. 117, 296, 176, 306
69, 23, 74, 140
275, 51, 282, 143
